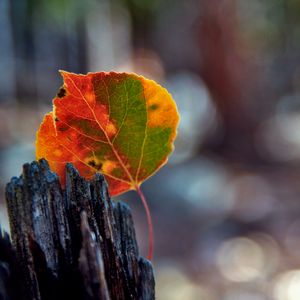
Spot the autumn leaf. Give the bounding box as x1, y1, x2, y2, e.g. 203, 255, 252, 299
35, 71, 179, 259
36, 71, 179, 195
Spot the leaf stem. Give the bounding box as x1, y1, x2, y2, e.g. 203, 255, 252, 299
135, 186, 154, 261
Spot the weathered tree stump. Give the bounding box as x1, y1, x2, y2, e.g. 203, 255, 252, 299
0, 159, 154, 300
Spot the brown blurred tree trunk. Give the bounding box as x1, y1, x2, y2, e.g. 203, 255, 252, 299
198, 0, 271, 162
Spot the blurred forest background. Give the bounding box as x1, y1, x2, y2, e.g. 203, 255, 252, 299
2, 0, 300, 299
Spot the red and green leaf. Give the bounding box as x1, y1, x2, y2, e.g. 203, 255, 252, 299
36, 71, 179, 196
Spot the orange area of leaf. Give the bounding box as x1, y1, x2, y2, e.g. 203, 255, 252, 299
142, 77, 178, 133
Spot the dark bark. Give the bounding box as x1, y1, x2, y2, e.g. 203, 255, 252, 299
1, 159, 154, 300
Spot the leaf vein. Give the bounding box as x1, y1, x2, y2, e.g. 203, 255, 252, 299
58, 119, 109, 144
135, 88, 148, 182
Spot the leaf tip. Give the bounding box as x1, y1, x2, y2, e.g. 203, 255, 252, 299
59, 69, 72, 80
58, 69, 67, 75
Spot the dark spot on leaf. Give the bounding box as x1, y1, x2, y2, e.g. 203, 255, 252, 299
88, 159, 102, 170
88, 160, 96, 167
57, 87, 66, 98
55, 117, 59, 122
149, 104, 159, 111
